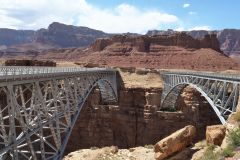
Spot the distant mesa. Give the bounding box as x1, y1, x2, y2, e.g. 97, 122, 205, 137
91, 32, 221, 53
147, 29, 240, 57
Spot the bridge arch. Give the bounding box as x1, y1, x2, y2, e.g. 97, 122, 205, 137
57, 77, 118, 159
0, 68, 118, 160
161, 72, 240, 125
162, 83, 226, 124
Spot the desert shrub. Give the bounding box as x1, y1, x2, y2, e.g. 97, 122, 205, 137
222, 145, 235, 157
201, 145, 221, 160
227, 127, 240, 147
221, 127, 240, 158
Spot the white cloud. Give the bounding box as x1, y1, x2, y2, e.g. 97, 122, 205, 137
189, 26, 211, 31
183, 3, 190, 8
0, 0, 179, 33
175, 27, 185, 31
189, 11, 197, 15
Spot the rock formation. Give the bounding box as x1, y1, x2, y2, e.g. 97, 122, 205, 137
4, 59, 56, 66
154, 125, 196, 160
206, 125, 226, 146
147, 29, 240, 57
64, 71, 222, 155
1, 22, 240, 58
79, 33, 238, 71
91, 33, 221, 52
0, 22, 109, 52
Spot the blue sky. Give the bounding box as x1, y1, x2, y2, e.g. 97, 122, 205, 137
0, 0, 239, 33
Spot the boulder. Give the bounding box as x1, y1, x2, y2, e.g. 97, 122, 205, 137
206, 125, 226, 146
154, 125, 196, 160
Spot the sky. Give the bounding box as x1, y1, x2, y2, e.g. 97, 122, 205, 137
0, 0, 239, 33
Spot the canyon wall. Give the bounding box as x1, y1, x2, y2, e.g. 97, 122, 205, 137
65, 83, 221, 154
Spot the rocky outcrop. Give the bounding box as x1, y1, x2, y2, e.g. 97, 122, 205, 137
4, 59, 56, 66
154, 125, 196, 160
91, 38, 112, 52
91, 33, 221, 52
206, 125, 226, 146
147, 29, 240, 56
176, 86, 221, 140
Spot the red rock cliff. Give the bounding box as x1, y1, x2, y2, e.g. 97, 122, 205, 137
91, 33, 221, 52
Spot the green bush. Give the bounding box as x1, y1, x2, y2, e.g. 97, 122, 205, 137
201, 145, 221, 160
220, 127, 240, 158
227, 128, 240, 147
222, 146, 235, 157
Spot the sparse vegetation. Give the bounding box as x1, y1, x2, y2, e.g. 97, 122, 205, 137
222, 145, 235, 157
200, 128, 240, 159
201, 145, 221, 160
227, 127, 240, 147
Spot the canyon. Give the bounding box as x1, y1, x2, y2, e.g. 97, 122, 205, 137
63, 69, 221, 158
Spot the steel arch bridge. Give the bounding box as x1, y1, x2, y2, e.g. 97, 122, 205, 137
0, 67, 118, 160
161, 72, 240, 124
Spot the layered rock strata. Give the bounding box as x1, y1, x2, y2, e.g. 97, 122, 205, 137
64, 85, 221, 155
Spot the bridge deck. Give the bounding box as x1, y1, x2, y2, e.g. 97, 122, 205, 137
0, 66, 116, 82
162, 71, 240, 82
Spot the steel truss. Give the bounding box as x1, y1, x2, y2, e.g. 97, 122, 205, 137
0, 67, 118, 160
161, 72, 240, 124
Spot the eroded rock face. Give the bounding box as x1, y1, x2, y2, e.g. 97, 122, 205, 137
206, 125, 226, 146
64, 85, 222, 155
147, 29, 240, 56
154, 125, 196, 160
80, 33, 238, 71
91, 33, 221, 53
176, 86, 221, 140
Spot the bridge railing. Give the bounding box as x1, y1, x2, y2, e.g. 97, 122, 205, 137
161, 71, 240, 82
0, 66, 115, 81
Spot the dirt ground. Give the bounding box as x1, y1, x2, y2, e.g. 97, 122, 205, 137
63, 146, 155, 160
